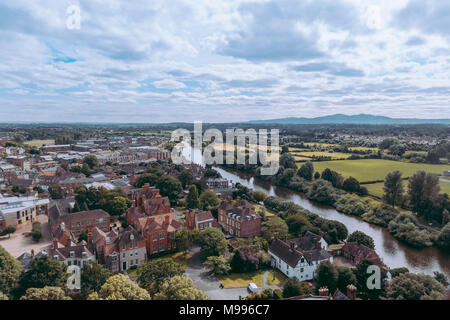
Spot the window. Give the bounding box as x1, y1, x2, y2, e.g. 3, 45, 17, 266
300, 268, 304, 273
160, 243, 165, 252
153, 245, 158, 253
153, 232, 158, 242
159, 231, 164, 240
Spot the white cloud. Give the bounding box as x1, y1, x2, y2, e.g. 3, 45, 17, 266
0, 0, 449, 122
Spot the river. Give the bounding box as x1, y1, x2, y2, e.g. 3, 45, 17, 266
182, 144, 450, 279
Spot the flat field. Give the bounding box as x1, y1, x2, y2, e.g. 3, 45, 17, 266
311, 159, 450, 182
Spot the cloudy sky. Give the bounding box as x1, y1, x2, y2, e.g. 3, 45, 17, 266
1, 0, 449, 123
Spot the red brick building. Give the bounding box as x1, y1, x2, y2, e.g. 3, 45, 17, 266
185, 209, 218, 231
218, 197, 261, 237
125, 184, 182, 255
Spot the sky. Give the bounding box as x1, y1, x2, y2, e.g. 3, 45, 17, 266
0, 0, 450, 123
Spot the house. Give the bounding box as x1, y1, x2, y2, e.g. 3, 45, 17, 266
91, 225, 147, 272
341, 241, 385, 270
49, 205, 110, 238
44, 239, 95, 268
139, 213, 183, 255
268, 233, 332, 281
184, 209, 218, 231
218, 197, 261, 237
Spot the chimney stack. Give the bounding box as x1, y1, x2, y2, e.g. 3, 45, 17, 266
290, 241, 295, 251
316, 240, 322, 250
164, 214, 170, 225
318, 287, 329, 297
347, 284, 357, 300
53, 238, 58, 249
155, 194, 162, 205
31, 249, 35, 257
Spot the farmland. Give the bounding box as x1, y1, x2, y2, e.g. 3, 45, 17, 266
291, 151, 354, 160
366, 180, 450, 197
311, 159, 450, 183
24, 139, 55, 147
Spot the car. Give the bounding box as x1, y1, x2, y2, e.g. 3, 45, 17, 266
247, 283, 258, 293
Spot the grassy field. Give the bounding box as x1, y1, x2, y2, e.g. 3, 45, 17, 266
292, 151, 354, 159
312, 159, 450, 183
365, 180, 450, 197
348, 146, 378, 152
217, 270, 285, 289
25, 139, 55, 147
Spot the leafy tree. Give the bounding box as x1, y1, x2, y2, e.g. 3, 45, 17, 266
335, 194, 368, 217
385, 273, 446, 300
279, 153, 297, 169
383, 171, 404, 207
252, 190, 267, 202
138, 258, 184, 294
20, 286, 71, 300
83, 155, 99, 169
321, 168, 343, 188
336, 266, 356, 293
49, 184, 64, 199
261, 216, 288, 241
135, 172, 160, 188
204, 255, 231, 275
203, 168, 221, 179
186, 185, 200, 209
388, 213, 434, 247
306, 180, 337, 205
0, 225, 16, 238
347, 231, 375, 249
354, 260, 386, 300
157, 175, 183, 202
178, 170, 194, 188
0, 292, 8, 300
361, 203, 399, 227
105, 196, 131, 216
298, 161, 314, 181
197, 228, 228, 257
175, 229, 198, 253
247, 288, 282, 300
437, 223, 450, 251
433, 271, 449, 287
285, 214, 313, 236
153, 276, 209, 300
342, 177, 361, 193
81, 261, 112, 296
31, 221, 42, 241
316, 261, 338, 293
408, 171, 440, 218
230, 246, 259, 273
0, 244, 23, 296
282, 277, 312, 298
88, 274, 150, 300
199, 189, 220, 210
17, 255, 68, 298
389, 267, 409, 278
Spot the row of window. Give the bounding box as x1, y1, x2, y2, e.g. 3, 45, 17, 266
71, 218, 106, 228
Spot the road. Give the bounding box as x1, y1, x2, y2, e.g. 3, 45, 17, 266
184, 246, 249, 300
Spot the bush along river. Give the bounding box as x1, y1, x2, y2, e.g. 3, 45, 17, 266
181, 144, 450, 279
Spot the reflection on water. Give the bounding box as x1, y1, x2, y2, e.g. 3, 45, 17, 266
182, 144, 450, 278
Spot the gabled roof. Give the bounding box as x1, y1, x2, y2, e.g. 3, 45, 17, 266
269, 238, 304, 268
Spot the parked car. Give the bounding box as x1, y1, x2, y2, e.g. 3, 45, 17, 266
247, 283, 258, 293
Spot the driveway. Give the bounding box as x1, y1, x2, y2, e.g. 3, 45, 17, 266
0, 214, 51, 258
184, 246, 249, 300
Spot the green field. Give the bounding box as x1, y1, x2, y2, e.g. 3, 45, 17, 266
25, 139, 55, 147
292, 151, 354, 159
311, 159, 450, 183
366, 180, 450, 197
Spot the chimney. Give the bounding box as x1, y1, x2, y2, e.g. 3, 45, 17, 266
143, 183, 150, 191
155, 194, 162, 205
53, 238, 58, 249
316, 240, 322, 250
31, 249, 35, 257
318, 287, 329, 297
274, 232, 278, 239
347, 284, 357, 300
290, 241, 295, 251
164, 214, 170, 225
132, 199, 136, 208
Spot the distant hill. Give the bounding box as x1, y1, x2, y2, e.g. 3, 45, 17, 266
246, 114, 450, 125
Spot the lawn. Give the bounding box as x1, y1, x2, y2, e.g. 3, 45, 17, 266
217, 269, 285, 289
365, 180, 450, 197
312, 159, 450, 183
25, 139, 55, 147
292, 151, 354, 160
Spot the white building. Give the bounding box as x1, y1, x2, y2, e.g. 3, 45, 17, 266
268, 232, 332, 281
0, 194, 49, 229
